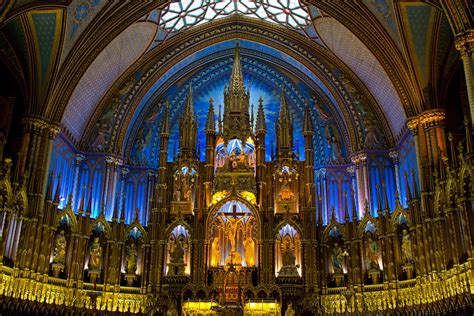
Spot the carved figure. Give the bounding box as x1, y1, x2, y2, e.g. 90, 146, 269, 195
89, 237, 102, 270
332, 243, 344, 273
285, 302, 296, 316
211, 237, 220, 266
166, 302, 179, 316
366, 236, 380, 270
243, 234, 255, 267
173, 176, 181, 201
401, 229, 413, 263
52, 230, 67, 263
279, 238, 299, 276
224, 214, 244, 252
170, 240, 184, 264
126, 243, 138, 274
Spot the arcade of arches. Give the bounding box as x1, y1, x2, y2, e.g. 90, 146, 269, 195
0, 1, 473, 315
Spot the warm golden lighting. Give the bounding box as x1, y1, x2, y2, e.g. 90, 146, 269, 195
243, 301, 280, 315
211, 191, 229, 205
239, 191, 256, 204
182, 301, 219, 315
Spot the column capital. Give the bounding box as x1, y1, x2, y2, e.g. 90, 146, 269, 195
388, 149, 399, 162
22, 116, 61, 136
346, 165, 356, 175
455, 30, 474, 56
407, 109, 445, 130
350, 152, 367, 165
121, 167, 130, 178
75, 154, 86, 165
105, 156, 122, 167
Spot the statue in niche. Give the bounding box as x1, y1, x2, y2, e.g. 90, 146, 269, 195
88, 237, 103, 270
401, 229, 413, 263
285, 302, 296, 316
170, 240, 184, 264
365, 236, 380, 270
211, 237, 220, 266
166, 302, 179, 316
52, 230, 67, 264
332, 243, 345, 274
279, 178, 294, 201
243, 234, 255, 267
279, 237, 299, 276
125, 243, 138, 274
173, 177, 181, 201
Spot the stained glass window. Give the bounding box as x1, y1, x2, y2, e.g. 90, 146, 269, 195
159, 0, 315, 34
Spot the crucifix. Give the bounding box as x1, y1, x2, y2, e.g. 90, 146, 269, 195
222, 204, 245, 252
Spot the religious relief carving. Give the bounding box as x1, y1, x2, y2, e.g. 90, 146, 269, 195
52, 230, 67, 264
213, 174, 256, 194
172, 166, 197, 203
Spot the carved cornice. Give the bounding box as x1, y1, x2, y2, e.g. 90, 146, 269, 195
407, 109, 446, 131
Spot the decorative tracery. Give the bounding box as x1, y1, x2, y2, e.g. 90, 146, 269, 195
159, 0, 315, 35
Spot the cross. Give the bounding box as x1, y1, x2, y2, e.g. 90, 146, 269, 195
232, 204, 238, 219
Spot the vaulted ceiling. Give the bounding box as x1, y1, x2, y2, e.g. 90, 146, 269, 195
0, 0, 471, 165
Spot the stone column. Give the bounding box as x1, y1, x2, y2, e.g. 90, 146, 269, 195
455, 30, 474, 129
351, 153, 368, 216
72, 154, 85, 210
389, 150, 401, 195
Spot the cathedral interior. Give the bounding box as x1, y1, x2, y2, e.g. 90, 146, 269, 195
0, 1, 473, 315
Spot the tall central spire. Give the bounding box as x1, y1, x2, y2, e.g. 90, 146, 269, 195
222, 44, 251, 145
229, 44, 245, 95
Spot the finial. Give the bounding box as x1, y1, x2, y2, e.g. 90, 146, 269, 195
464, 116, 472, 153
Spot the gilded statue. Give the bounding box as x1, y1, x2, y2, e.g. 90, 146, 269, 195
401, 229, 413, 263
366, 236, 380, 270
224, 214, 244, 252
52, 230, 67, 264
243, 234, 255, 267
89, 237, 103, 270
126, 243, 138, 274
285, 302, 296, 316
211, 237, 220, 266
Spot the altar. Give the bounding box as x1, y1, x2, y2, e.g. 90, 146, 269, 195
181, 300, 280, 316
